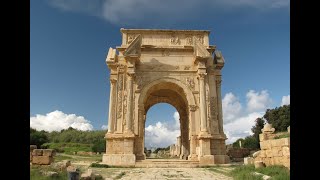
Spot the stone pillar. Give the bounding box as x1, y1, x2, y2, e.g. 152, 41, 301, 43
199, 73, 208, 132
125, 72, 134, 134
188, 105, 198, 161
107, 79, 117, 133
216, 76, 224, 134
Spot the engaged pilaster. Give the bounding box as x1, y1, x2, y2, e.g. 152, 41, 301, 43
125, 72, 135, 134
215, 76, 224, 134
107, 78, 117, 133
198, 72, 208, 133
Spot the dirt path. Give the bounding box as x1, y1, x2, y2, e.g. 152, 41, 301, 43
94, 167, 233, 180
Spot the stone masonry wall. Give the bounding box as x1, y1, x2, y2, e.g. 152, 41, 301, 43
30, 145, 56, 165
253, 124, 290, 169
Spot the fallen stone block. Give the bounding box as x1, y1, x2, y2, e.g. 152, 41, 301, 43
32, 156, 54, 165
254, 161, 266, 168
43, 149, 56, 157
244, 157, 254, 165
32, 149, 43, 156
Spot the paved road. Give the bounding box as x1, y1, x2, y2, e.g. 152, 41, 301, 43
95, 167, 233, 180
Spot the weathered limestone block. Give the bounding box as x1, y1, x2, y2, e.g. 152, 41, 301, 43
271, 147, 283, 157
253, 151, 260, 158
32, 149, 43, 156
43, 149, 56, 157
259, 150, 266, 158
265, 150, 273, 158
32, 156, 54, 165
254, 161, 265, 168
260, 140, 271, 150
261, 123, 275, 134
282, 146, 290, 157
244, 157, 254, 165
263, 158, 273, 166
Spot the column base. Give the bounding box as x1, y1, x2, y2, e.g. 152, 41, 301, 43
188, 154, 198, 161
136, 153, 146, 160
102, 154, 136, 166
199, 155, 230, 165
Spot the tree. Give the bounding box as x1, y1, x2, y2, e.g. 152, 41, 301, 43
251, 117, 265, 140
91, 139, 106, 153
30, 128, 49, 148
263, 105, 290, 132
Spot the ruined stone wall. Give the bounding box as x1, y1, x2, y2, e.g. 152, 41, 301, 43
252, 124, 290, 169
30, 145, 56, 165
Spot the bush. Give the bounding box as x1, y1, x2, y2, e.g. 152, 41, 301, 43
90, 163, 109, 168
42, 142, 92, 154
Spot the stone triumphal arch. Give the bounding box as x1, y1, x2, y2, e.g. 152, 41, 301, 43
103, 29, 229, 166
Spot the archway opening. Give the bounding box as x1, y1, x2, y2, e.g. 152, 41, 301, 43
144, 103, 180, 159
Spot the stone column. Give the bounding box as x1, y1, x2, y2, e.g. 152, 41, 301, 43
107, 79, 117, 133
125, 72, 134, 133
216, 76, 224, 134
199, 73, 208, 132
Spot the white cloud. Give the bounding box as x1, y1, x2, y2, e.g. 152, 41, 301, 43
223, 90, 274, 144
246, 90, 272, 112
281, 95, 290, 106
224, 112, 264, 144
101, 125, 108, 130
46, 0, 289, 24
145, 112, 180, 149
222, 93, 242, 124
30, 110, 93, 132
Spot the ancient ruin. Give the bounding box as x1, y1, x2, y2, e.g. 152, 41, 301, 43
103, 29, 229, 166
245, 124, 290, 169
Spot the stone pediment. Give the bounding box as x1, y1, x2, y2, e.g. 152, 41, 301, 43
194, 41, 211, 58
124, 34, 142, 57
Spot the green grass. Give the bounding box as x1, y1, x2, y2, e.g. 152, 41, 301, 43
229, 165, 290, 180
257, 165, 290, 180
114, 172, 126, 179
30, 165, 68, 180
90, 163, 110, 168
42, 143, 93, 154
54, 154, 72, 162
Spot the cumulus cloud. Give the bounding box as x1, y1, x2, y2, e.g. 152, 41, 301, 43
101, 125, 108, 130
46, 0, 289, 24
223, 90, 274, 144
246, 90, 272, 112
281, 95, 290, 106
145, 112, 180, 149
224, 112, 264, 144
222, 93, 242, 124
30, 110, 93, 132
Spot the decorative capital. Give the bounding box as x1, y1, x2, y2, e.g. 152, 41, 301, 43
189, 105, 198, 112
110, 78, 117, 84
127, 72, 135, 79
198, 73, 207, 79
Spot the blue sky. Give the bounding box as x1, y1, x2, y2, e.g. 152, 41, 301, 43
30, 0, 290, 147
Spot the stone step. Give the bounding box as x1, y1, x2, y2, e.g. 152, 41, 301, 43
135, 159, 200, 168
